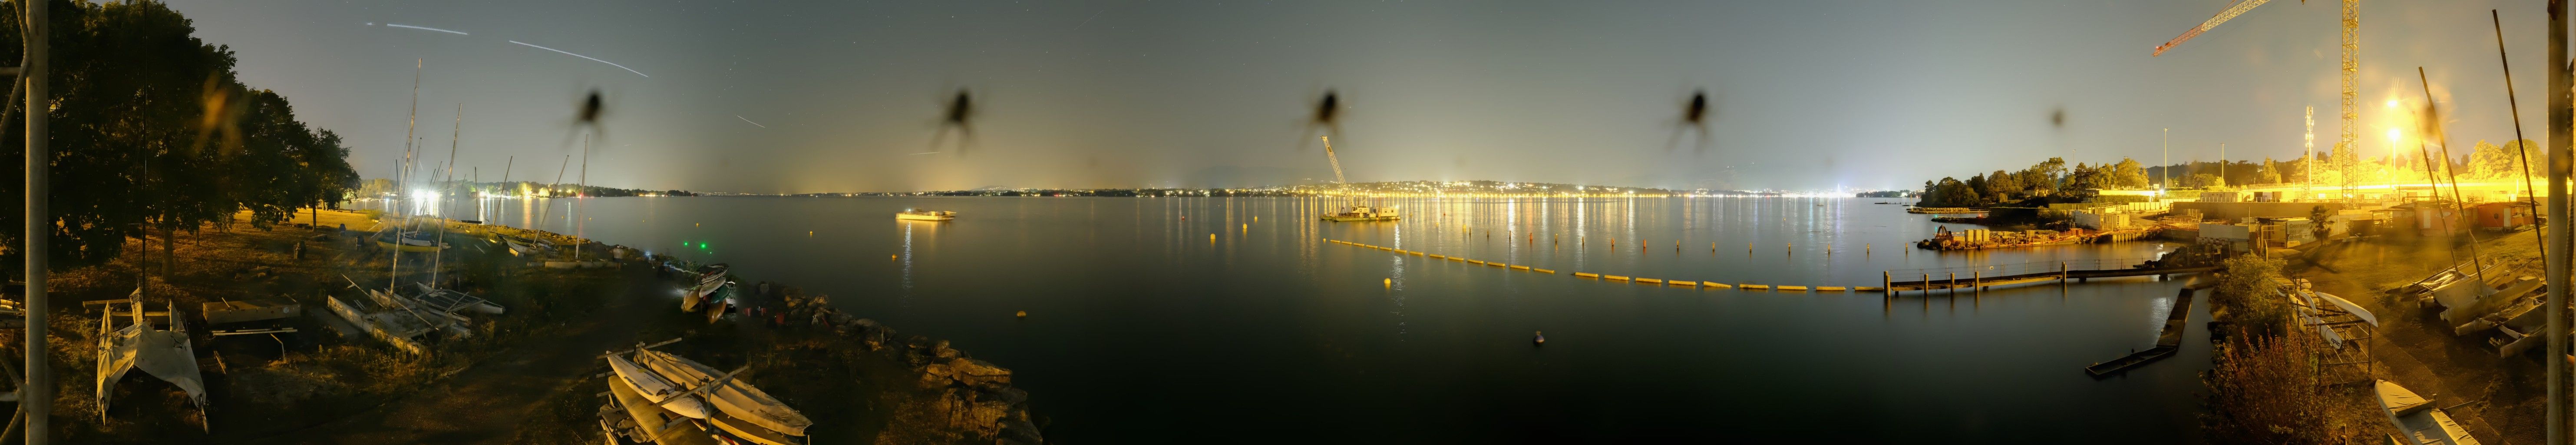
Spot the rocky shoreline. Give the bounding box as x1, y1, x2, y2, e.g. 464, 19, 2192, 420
768, 288, 1045, 444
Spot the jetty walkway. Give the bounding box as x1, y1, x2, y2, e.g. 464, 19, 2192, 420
1881, 258, 2219, 296
2085, 282, 2207, 376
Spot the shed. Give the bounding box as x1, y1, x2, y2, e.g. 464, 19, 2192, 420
2472, 201, 2536, 230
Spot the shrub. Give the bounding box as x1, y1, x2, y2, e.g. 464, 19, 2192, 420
2214, 254, 2291, 338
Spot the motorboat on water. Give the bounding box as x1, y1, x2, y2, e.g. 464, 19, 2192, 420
2375, 380, 2481, 445
1321, 205, 1399, 222
896, 209, 957, 221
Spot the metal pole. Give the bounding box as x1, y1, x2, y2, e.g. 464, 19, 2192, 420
23, 0, 48, 441
2545, 1, 2569, 442
2496, 10, 2550, 263
2420, 68, 2485, 280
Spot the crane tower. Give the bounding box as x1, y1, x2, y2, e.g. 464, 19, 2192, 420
2154, 0, 2360, 202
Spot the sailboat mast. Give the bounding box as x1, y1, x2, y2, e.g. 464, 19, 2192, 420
391, 59, 423, 292
433, 104, 459, 287
576, 133, 590, 262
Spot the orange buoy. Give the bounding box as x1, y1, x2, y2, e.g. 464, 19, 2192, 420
1016, 310, 1027, 318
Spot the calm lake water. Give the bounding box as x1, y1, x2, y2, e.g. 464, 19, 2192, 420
418, 196, 2210, 442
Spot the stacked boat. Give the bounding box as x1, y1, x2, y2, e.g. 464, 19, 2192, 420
327, 276, 508, 355
599, 341, 812, 445
679, 264, 735, 323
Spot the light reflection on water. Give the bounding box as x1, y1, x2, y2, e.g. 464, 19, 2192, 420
425, 196, 2208, 443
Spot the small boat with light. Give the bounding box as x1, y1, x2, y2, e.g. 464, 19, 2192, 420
896, 209, 956, 221
1321, 205, 1399, 222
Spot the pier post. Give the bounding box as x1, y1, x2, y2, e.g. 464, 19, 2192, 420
1974, 271, 1982, 297
1882, 272, 1891, 298
2060, 262, 2069, 293
1923, 274, 1930, 297
1948, 272, 1956, 296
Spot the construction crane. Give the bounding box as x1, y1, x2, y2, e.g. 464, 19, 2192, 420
2154, 0, 2360, 203
1321, 136, 1347, 184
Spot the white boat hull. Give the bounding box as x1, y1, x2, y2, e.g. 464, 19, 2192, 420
609, 354, 712, 419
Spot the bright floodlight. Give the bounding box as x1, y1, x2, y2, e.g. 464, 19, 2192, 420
2385, 128, 2400, 143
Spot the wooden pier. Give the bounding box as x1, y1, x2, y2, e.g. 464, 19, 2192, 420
2085, 286, 2200, 376
1879, 258, 2220, 295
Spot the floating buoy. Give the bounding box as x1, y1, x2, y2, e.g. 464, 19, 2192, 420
1384, 278, 1392, 287
1016, 310, 1027, 318
809, 231, 814, 236
1533, 331, 1546, 345
891, 254, 897, 260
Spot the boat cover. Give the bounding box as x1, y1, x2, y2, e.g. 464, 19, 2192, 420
2377, 380, 2482, 445
635, 349, 812, 436
95, 301, 207, 418
2376, 380, 2431, 415
2312, 290, 2379, 327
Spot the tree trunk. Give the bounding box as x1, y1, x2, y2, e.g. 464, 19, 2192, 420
162, 224, 175, 283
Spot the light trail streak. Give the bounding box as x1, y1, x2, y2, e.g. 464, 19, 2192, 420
736, 115, 767, 128
508, 40, 649, 78
383, 23, 469, 35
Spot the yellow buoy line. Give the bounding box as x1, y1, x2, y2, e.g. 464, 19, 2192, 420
1324, 238, 1883, 292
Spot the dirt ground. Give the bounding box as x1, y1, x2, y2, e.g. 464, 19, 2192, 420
38, 208, 1026, 445
2299, 228, 2549, 444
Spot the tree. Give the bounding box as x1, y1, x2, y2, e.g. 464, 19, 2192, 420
1963, 174, 1990, 206
2467, 139, 2536, 181
1983, 169, 2021, 203
2109, 158, 2149, 189
2181, 173, 2213, 189
2213, 254, 2289, 338
0, 0, 356, 269
2064, 162, 2111, 191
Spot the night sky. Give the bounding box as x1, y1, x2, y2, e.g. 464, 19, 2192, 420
166, 0, 2551, 193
